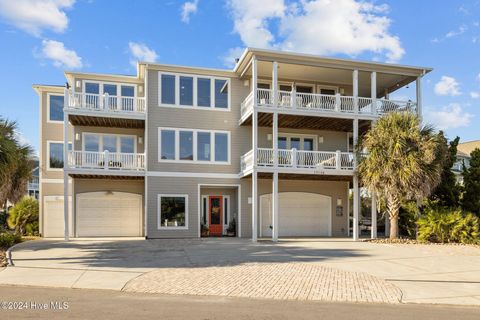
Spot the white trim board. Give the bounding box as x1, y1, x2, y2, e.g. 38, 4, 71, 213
147, 171, 239, 179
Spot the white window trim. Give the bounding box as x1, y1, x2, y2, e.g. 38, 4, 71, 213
158, 127, 231, 165
223, 195, 230, 233
81, 132, 138, 153
157, 194, 189, 230
46, 140, 72, 171
82, 80, 137, 98
278, 133, 318, 151
47, 93, 65, 124
158, 72, 231, 111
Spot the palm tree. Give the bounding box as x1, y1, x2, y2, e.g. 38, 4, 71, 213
0, 118, 34, 209
357, 112, 445, 239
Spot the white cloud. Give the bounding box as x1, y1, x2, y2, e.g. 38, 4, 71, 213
477, 73, 480, 82
181, 0, 199, 23
128, 42, 158, 66
40, 39, 82, 69
434, 76, 461, 96
470, 91, 480, 99
222, 46, 245, 68
0, 0, 74, 37
226, 0, 404, 62
426, 104, 472, 130
445, 25, 467, 38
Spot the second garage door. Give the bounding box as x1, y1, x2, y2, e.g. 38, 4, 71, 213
76, 192, 142, 237
260, 192, 331, 237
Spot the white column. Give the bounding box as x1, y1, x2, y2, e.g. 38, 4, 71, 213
416, 76, 422, 119
371, 191, 377, 239
272, 61, 278, 107
371, 72, 377, 115
353, 118, 359, 241
353, 175, 360, 241
252, 170, 258, 242
63, 106, 69, 241
252, 56, 258, 108
272, 172, 279, 242
353, 69, 359, 113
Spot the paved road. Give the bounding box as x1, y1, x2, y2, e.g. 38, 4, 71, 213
3, 238, 480, 305
0, 285, 479, 320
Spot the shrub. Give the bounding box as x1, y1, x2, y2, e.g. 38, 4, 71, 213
0, 232, 22, 249
417, 207, 480, 244
7, 196, 39, 236
399, 201, 420, 238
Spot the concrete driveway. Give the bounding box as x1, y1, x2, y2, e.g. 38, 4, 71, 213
0, 238, 479, 305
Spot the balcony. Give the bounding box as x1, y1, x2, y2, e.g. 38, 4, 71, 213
241, 148, 355, 176
27, 177, 39, 190
65, 90, 146, 118
240, 89, 417, 121
67, 150, 145, 173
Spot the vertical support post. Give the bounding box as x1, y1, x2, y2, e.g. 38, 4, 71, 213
252, 56, 258, 108
353, 69, 359, 113
371, 191, 377, 239
353, 175, 360, 241
335, 150, 341, 170
292, 148, 297, 168
252, 170, 258, 242
416, 76, 422, 120
272, 61, 278, 108
104, 150, 109, 170
273, 113, 278, 167
353, 118, 359, 241
371, 71, 377, 115
63, 102, 69, 241
272, 172, 278, 242
335, 93, 341, 112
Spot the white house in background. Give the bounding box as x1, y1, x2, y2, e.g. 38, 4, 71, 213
453, 140, 480, 184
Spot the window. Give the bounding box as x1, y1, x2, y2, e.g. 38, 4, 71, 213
158, 195, 187, 229
85, 82, 100, 94
121, 85, 134, 97
83, 134, 136, 153
158, 73, 230, 109
158, 128, 230, 164
197, 132, 211, 161
49, 95, 64, 122
214, 79, 228, 109
214, 133, 228, 162
180, 76, 193, 106
278, 135, 317, 151
258, 83, 270, 89
103, 84, 117, 96
160, 130, 175, 160
161, 74, 176, 104
197, 78, 211, 107
120, 136, 135, 153
179, 131, 193, 160
48, 142, 72, 169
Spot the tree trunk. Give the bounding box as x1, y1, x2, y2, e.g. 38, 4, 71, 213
387, 194, 400, 239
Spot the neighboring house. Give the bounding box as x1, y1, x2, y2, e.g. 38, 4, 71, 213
453, 140, 480, 184
27, 159, 39, 200
33, 48, 430, 240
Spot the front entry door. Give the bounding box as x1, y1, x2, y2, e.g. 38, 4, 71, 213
209, 196, 223, 236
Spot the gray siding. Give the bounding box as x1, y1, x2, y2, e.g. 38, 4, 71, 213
146, 70, 250, 174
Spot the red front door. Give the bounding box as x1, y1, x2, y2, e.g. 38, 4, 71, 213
209, 196, 223, 236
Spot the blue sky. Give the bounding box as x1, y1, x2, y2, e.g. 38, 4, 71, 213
0, 0, 479, 154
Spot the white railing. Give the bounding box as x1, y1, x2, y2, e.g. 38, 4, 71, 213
241, 148, 355, 173
240, 88, 417, 117
65, 90, 146, 115
68, 150, 145, 171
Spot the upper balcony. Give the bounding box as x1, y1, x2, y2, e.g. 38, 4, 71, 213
67, 150, 145, 176
235, 49, 431, 126
241, 88, 416, 121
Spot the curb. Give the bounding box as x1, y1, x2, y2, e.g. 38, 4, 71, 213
5, 242, 24, 267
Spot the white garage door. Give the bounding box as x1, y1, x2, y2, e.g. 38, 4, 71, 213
260, 192, 331, 237
76, 192, 142, 237
43, 196, 72, 238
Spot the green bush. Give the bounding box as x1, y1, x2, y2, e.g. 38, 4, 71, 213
0, 232, 22, 249
417, 207, 480, 244
7, 196, 39, 236
399, 201, 420, 238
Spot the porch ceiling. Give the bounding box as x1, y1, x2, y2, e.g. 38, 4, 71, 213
69, 115, 145, 128
243, 112, 371, 133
